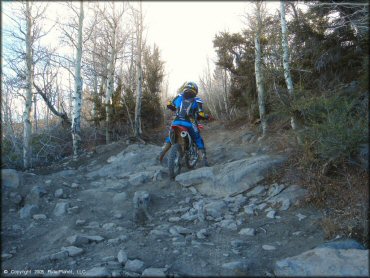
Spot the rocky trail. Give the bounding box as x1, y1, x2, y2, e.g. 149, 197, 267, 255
2, 122, 368, 277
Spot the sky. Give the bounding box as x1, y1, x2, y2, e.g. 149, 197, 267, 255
142, 1, 280, 96
2, 1, 282, 119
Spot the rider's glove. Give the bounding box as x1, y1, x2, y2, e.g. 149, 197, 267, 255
167, 101, 176, 111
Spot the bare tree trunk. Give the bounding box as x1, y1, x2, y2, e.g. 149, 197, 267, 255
105, 21, 116, 144
33, 93, 38, 133
254, 3, 267, 137
222, 69, 230, 119
134, 1, 143, 138
280, 1, 303, 144
280, 1, 299, 132
23, 1, 33, 169
71, 1, 84, 160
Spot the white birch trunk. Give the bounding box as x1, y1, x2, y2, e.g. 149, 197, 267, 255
23, 1, 33, 169
280, 1, 299, 131
92, 33, 98, 125
134, 1, 143, 138
105, 27, 116, 144
71, 1, 84, 159
254, 4, 267, 137
222, 69, 230, 119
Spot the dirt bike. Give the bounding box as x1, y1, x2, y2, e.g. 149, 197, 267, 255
167, 123, 204, 179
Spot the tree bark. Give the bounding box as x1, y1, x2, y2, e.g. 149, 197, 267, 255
134, 1, 143, 138
254, 3, 267, 137
105, 10, 117, 144
280, 1, 299, 132
33, 82, 70, 125
23, 1, 33, 169
71, 1, 84, 159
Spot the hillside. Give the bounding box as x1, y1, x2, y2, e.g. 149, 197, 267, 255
2, 121, 368, 277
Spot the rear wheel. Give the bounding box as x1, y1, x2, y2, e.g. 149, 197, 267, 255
185, 144, 199, 169
168, 143, 183, 179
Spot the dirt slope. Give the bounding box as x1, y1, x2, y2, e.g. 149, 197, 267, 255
2, 122, 333, 276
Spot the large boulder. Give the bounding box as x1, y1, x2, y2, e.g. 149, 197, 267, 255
86, 144, 161, 178
274, 247, 369, 276
175, 167, 215, 187
2, 169, 21, 189
176, 155, 286, 197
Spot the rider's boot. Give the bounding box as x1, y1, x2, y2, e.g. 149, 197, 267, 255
201, 149, 209, 167
158, 142, 171, 163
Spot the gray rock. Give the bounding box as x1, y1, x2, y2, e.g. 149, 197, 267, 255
2, 169, 21, 189
19, 205, 39, 219
266, 210, 276, 219
61, 246, 84, 257
67, 206, 79, 214
204, 200, 227, 218
246, 185, 266, 197
217, 219, 238, 230
142, 267, 166, 277
196, 228, 209, 239
117, 250, 128, 264
244, 204, 255, 215
102, 255, 116, 262
54, 202, 69, 216
129, 171, 152, 186
85, 267, 110, 276
175, 167, 215, 187
108, 235, 128, 245
279, 198, 291, 211
76, 219, 86, 226
85, 221, 100, 229
222, 260, 249, 271
66, 235, 90, 246
113, 192, 127, 204
10, 192, 22, 205
49, 250, 69, 261
125, 259, 144, 272
66, 235, 104, 246
267, 183, 286, 197
239, 228, 255, 236
225, 195, 248, 212
169, 217, 181, 222
71, 183, 79, 188
33, 214, 47, 220
175, 155, 286, 197
257, 203, 267, 210
150, 229, 169, 238
267, 184, 308, 207
55, 189, 64, 198
318, 239, 366, 250
262, 245, 276, 251
275, 247, 369, 276
122, 270, 141, 277
231, 240, 245, 249
2, 253, 13, 260
133, 191, 152, 224
169, 226, 192, 236
26, 185, 47, 205
87, 144, 160, 178
296, 213, 306, 221
102, 223, 116, 230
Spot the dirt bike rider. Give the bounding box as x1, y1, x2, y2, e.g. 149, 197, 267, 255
158, 81, 210, 166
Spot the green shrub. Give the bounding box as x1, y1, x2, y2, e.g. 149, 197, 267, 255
298, 92, 368, 167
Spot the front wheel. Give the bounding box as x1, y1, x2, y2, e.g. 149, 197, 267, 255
168, 143, 183, 179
